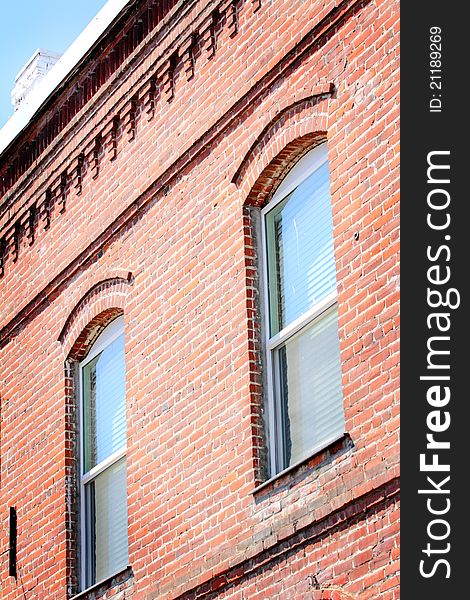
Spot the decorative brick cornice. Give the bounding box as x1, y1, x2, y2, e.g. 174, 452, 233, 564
0, 0, 180, 200
0, 0, 268, 280
0, 0, 369, 346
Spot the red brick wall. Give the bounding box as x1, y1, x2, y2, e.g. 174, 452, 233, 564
0, 0, 399, 598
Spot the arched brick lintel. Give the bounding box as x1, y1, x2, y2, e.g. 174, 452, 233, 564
235, 92, 332, 208
59, 275, 132, 361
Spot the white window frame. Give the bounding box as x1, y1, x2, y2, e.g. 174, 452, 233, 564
260, 143, 344, 476
78, 315, 127, 589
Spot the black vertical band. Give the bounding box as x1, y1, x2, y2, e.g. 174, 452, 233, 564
9, 506, 17, 579
401, 3, 466, 597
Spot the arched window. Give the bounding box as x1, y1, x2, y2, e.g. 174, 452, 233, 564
79, 315, 128, 587
261, 143, 345, 476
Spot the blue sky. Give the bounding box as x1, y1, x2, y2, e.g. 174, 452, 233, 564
0, 0, 109, 128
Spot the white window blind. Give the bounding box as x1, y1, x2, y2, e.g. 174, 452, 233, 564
275, 307, 344, 466
265, 160, 337, 336
80, 316, 128, 589
262, 143, 345, 475
91, 458, 128, 582
83, 334, 126, 471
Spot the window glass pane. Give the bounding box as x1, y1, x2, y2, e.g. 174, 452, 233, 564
85, 458, 128, 584
83, 333, 126, 472
266, 160, 337, 336
274, 307, 344, 468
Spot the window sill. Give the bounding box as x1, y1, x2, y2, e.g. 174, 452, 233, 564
252, 433, 351, 495
70, 566, 133, 600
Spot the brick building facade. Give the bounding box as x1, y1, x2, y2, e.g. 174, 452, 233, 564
0, 0, 399, 598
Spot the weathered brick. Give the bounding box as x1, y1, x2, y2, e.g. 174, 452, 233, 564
0, 0, 399, 599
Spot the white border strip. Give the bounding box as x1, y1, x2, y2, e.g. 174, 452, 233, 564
0, 0, 131, 156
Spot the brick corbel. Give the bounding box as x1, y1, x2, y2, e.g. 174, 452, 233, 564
159, 51, 179, 102
69, 153, 85, 195
0, 236, 6, 277
42, 186, 54, 230
228, 1, 241, 38
121, 97, 139, 142
92, 135, 103, 179
200, 10, 220, 59
103, 115, 121, 161
12, 220, 21, 263
59, 171, 68, 213
141, 77, 158, 120
27, 202, 38, 246
180, 34, 197, 81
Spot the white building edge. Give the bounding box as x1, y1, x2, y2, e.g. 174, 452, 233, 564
0, 0, 131, 156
